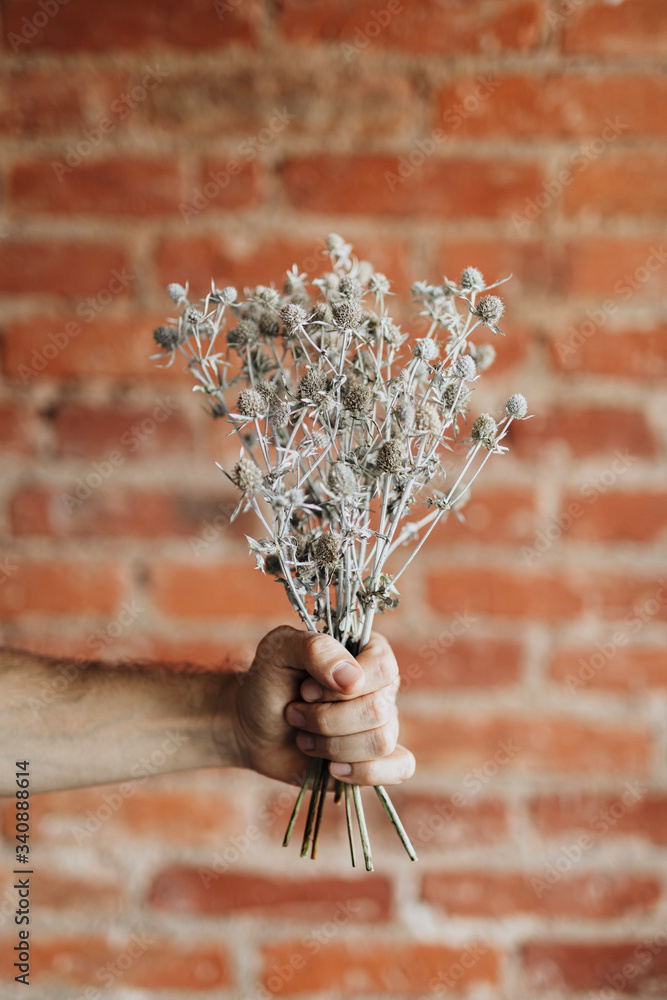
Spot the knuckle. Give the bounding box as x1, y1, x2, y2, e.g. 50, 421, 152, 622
370, 725, 393, 758
311, 702, 335, 736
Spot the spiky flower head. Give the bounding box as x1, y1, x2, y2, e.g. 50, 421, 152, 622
476, 295, 505, 328
412, 338, 439, 363
167, 282, 187, 302
254, 285, 281, 309
376, 440, 405, 474
153, 325, 181, 351
231, 456, 263, 494
369, 272, 390, 296
227, 320, 259, 350
186, 306, 206, 327
339, 275, 362, 299
329, 462, 358, 497
383, 322, 403, 347
442, 382, 470, 413
414, 403, 442, 436
460, 267, 485, 292
451, 354, 477, 380
469, 342, 496, 371
326, 233, 347, 254
259, 311, 280, 338
506, 393, 528, 418
313, 531, 342, 568
271, 403, 291, 427
280, 302, 307, 333
237, 388, 267, 418
343, 382, 373, 416
298, 367, 328, 401
220, 286, 237, 305
471, 413, 498, 449
393, 398, 415, 428
332, 299, 363, 329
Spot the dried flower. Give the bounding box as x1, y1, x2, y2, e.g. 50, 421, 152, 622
393, 398, 415, 428
376, 440, 405, 474
259, 311, 280, 338
227, 320, 259, 350
471, 413, 498, 449
369, 272, 390, 296
220, 286, 237, 305
231, 456, 263, 494
451, 354, 477, 380
476, 295, 505, 328
167, 282, 187, 302
298, 367, 328, 401
339, 275, 363, 299
312, 531, 342, 568
332, 299, 363, 329
153, 325, 181, 351
414, 403, 442, 436
280, 302, 307, 333
329, 462, 358, 497
343, 382, 373, 416
237, 388, 267, 418
412, 338, 439, 363
506, 393, 528, 418
469, 342, 496, 371
460, 267, 485, 292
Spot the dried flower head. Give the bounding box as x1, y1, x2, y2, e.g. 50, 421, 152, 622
259, 311, 280, 338
469, 342, 496, 371
412, 338, 439, 363
313, 531, 342, 568
329, 462, 358, 497
231, 456, 263, 494
383, 322, 403, 347
153, 325, 181, 351
332, 299, 363, 329
369, 272, 390, 296
414, 403, 442, 436
220, 286, 237, 305
237, 388, 267, 418
227, 320, 259, 350
280, 302, 307, 334
326, 233, 347, 254
506, 393, 528, 418
343, 382, 373, 416
271, 403, 291, 428
253, 285, 281, 309
186, 306, 206, 327
460, 267, 485, 292
265, 553, 283, 576
298, 367, 328, 401
442, 382, 471, 413
376, 440, 405, 474
393, 398, 415, 428
167, 282, 187, 302
451, 354, 477, 380
339, 275, 363, 299
471, 413, 498, 449
476, 295, 505, 328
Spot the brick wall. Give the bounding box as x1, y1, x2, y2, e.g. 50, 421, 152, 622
1, 0, 667, 996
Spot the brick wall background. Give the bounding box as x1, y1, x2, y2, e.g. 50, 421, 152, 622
1, 0, 667, 996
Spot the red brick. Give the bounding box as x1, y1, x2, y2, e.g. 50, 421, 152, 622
150, 562, 291, 620
149, 869, 391, 921
137, 636, 253, 670
393, 637, 522, 690
562, 0, 667, 57
0, 71, 83, 134
399, 713, 650, 776
522, 941, 667, 994
550, 326, 667, 378
427, 567, 583, 620
54, 402, 192, 458
282, 155, 543, 219
144, 68, 416, 137
381, 792, 508, 849
0, 561, 126, 617
10, 487, 242, 539
561, 239, 667, 300
437, 237, 562, 297
564, 155, 667, 218
438, 74, 667, 138
564, 492, 667, 542
4, 787, 247, 846
423, 870, 660, 919
11, 158, 186, 217
508, 407, 658, 459
31, 872, 125, 915
261, 941, 499, 995
2, 314, 175, 383
156, 234, 412, 296
0, 240, 129, 296
584, 574, 667, 623
280, 0, 542, 54
0, 935, 229, 989
3, 0, 259, 51
531, 792, 667, 847
186, 158, 265, 215
428, 487, 538, 544
0, 403, 36, 454
551, 646, 667, 691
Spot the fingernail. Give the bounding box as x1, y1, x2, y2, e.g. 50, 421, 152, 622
330, 762, 352, 777
332, 661, 363, 691
302, 680, 323, 702
297, 732, 315, 751
287, 706, 305, 727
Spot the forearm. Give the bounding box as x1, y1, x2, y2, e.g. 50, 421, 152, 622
0, 647, 242, 794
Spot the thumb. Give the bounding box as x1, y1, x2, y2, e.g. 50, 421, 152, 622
254, 626, 364, 696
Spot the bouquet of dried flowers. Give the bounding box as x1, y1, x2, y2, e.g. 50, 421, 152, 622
151, 235, 528, 870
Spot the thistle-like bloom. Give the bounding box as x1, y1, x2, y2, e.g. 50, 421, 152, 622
280, 302, 307, 333
167, 282, 187, 302
298, 368, 328, 401
506, 393, 528, 418
329, 462, 358, 497
369, 272, 390, 297
412, 338, 439, 363
231, 457, 263, 494
451, 354, 477, 380
460, 267, 485, 292
153, 325, 181, 351
343, 382, 373, 416
339, 275, 363, 299
237, 388, 267, 418
476, 295, 505, 328
414, 403, 442, 436
313, 531, 342, 568
471, 413, 498, 449
332, 299, 363, 329
376, 440, 405, 474
469, 342, 496, 371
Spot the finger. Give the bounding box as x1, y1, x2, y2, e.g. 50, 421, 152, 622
299, 631, 398, 704
255, 625, 365, 696
329, 745, 416, 786
286, 681, 398, 737
295, 717, 399, 762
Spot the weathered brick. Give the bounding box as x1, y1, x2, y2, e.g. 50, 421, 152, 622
0, 241, 129, 297
54, 402, 192, 458
0, 562, 126, 617
150, 562, 292, 620
562, 0, 667, 57
392, 637, 522, 690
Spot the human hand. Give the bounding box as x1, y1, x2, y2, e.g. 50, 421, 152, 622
230, 625, 415, 787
